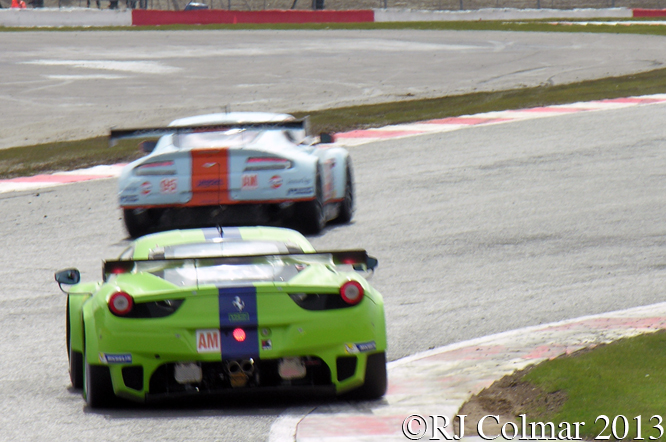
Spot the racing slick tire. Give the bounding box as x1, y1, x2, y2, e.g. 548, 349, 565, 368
70, 349, 83, 389
66, 298, 84, 389
349, 352, 387, 400
295, 170, 325, 235
83, 335, 118, 408
123, 208, 155, 238
335, 160, 354, 224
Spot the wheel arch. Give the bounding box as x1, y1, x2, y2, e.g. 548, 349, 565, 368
68, 293, 91, 355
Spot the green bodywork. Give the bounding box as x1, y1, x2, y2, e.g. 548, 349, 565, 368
64, 226, 386, 403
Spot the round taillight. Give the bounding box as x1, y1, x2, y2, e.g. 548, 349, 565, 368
233, 328, 246, 342
340, 281, 364, 305
109, 292, 134, 316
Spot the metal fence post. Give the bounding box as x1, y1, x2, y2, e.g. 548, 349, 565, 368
459, 0, 463, 10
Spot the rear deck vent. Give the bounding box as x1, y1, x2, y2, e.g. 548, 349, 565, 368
336, 356, 357, 382
122, 366, 144, 391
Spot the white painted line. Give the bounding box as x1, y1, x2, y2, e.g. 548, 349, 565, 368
268, 406, 316, 442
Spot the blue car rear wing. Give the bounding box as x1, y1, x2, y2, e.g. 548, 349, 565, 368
109, 118, 311, 148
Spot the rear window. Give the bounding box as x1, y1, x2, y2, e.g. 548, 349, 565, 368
133, 254, 333, 288
149, 240, 302, 259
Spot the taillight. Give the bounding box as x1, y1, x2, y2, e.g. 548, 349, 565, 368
233, 328, 246, 342
244, 157, 292, 171
340, 281, 364, 305
109, 292, 134, 316
135, 161, 176, 176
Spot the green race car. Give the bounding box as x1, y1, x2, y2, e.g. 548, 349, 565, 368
56, 226, 387, 408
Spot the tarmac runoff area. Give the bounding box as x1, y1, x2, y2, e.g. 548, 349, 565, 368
3, 95, 666, 440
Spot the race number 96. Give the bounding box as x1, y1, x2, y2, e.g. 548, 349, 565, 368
160, 178, 178, 194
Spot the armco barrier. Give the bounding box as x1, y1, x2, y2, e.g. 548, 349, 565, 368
634, 8, 666, 17
0, 9, 131, 27
374, 7, 632, 22
131, 9, 374, 25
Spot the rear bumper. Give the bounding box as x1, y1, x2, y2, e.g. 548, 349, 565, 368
144, 384, 336, 403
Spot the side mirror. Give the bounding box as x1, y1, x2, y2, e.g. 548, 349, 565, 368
319, 133, 335, 144
366, 257, 378, 271
138, 140, 157, 154
55, 269, 80, 293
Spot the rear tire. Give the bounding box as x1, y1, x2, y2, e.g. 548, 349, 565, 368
83, 338, 117, 408
350, 352, 387, 400
335, 160, 354, 224
123, 208, 154, 238
70, 349, 83, 389
66, 298, 83, 389
294, 170, 325, 235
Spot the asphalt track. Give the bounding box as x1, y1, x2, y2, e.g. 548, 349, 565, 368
3, 29, 666, 149
1, 30, 666, 441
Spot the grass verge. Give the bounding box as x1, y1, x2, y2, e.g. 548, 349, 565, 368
520, 330, 666, 440
3, 19, 666, 35
3, 65, 666, 179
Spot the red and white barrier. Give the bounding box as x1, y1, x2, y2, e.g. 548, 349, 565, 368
634, 8, 666, 17
0, 7, 665, 27
132, 9, 373, 25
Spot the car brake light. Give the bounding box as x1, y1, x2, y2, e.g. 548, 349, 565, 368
109, 292, 134, 316
233, 328, 246, 342
135, 161, 176, 176
340, 281, 364, 305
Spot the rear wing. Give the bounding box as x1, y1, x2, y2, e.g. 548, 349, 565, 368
109, 118, 311, 148
103, 250, 377, 281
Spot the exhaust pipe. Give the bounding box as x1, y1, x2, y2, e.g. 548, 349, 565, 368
226, 359, 255, 387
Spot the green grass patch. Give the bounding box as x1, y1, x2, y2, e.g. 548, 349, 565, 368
522, 331, 666, 440
0, 137, 143, 179
3, 19, 666, 36
298, 65, 666, 134
4, 65, 666, 179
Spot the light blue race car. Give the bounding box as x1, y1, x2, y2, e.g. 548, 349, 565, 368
114, 112, 354, 237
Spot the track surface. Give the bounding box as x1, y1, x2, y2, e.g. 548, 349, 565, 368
3, 30, 666, 149
1, 30, 666, 441
2, 101, 666, 441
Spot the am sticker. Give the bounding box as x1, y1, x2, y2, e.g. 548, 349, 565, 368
196, 329, 221, 353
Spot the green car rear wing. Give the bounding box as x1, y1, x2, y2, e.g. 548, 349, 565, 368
103, 250, 378, 282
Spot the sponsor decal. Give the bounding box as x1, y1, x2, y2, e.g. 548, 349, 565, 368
287, 187, 314, 196
196, 329, 221, 353
140, 181, 152, 196
261, 339, 272, 350
159, 177, 178, 194
228, 312, 250, 322
99, 353, 132, 364
241, 174, 258, 190
197, 179, 222, 188
120, 195, 139, 204
286, 177, 312, 185
323, 159, 335, 200
344, 341, 377, 354
269, 175, 283, 189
